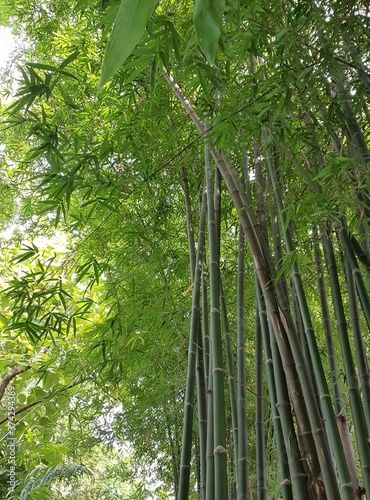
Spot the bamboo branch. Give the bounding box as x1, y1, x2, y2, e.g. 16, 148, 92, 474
0, 347, 49, 403
0, 365, 31, 403
0, 378, 82, 425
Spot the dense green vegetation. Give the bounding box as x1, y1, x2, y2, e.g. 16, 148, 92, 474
0, 0, 370, 498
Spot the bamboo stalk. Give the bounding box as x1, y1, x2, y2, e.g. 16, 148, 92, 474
349, 235, 370, 284
340, 225, 370, 441
196, 338, 208, 500
313, 232, 343, 414
341, 227, 370, 334
256, 282, 307, 499
321, 226, 370, 495
255, 291, 266, 500
252, 145, 291, 499
183, 173, 208, 499
236, 226, 249, 499
202, 256, 210, 391
219, 279, 238, 475
164, 73, 343, 498
314, 233, 364, 497
262, 125, 335, 498
206, 354, 215, 500
178, 189, 207, 500
205, 138, 228, 499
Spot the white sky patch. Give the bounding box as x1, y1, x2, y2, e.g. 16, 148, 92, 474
0, 26, 16, 68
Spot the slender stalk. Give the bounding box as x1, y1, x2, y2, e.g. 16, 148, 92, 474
206, 356, 214, 500
350, 235, 370, 284
340, 225, 370, 440
253, 140, 268, 241
262, 125, 333, 498
313, 234, 364, 497
205, 139, 227, 499
183, 173, 208, 499
219, 279, 238, 474
256, 282, 307, 499
313, 232, 343, 414
165, 73, 343, 498
202, 256, 210, 390
255, 292, 266, 500
236, 226, 249, 499
196, 325, 208, 500
321, 226, 370, 495
178, 190, 207, 500
337, 415, 366, 500
341, 228, 370, 334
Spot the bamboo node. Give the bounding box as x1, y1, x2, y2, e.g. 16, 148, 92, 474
214, 445, 227, 454
280, 478, 292, 485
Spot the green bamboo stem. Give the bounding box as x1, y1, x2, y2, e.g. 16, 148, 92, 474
313, 234, 364, 496
252, 146, 277, 499
214, 139, 338, 499
178, 188, 207, 500
196, 334, 208, 500
313, 233, 343, 414
344, 250, 370, 438
183, 173, 208, 499
214, 149, 337, 497
253, 140, 268, 241
355, 224, 370, 291
256, 282, 307, 499
340, 226, 370, 441
206, 354, 215, 500
269, 204, 289, 306
205, 139, 228, 499
341, 228, 370, 334
255, 294, 266, 500
337, 415, 365, 500
202, 257, 210, 391
349, 235, 370, 285
214, 166, 221, 264
165, 74, 343, 497
262, 125, 337, 498
321, 226, 370, 495
236, 226, 249, 500
219, 279, 238, 472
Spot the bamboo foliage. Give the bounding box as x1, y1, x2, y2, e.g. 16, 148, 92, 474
3, 1, 370, 498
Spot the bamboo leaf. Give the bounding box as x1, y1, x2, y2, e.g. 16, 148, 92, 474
99, 0, 159, 87
59, 49, 79, 69
275, 251, 296, 282
194, 0, 225, 65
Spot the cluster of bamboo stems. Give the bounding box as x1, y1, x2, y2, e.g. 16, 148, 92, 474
169, 69, 370, 499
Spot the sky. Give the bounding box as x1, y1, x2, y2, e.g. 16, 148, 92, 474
0, 26, 15, 69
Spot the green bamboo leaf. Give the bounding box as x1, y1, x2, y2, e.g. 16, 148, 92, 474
59, 49, 79, 69
194, 0, 225, 65
99, 0, 159, 87
275, 251, 296, 282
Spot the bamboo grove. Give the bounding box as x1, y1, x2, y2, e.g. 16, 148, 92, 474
0, 0, 370, 498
